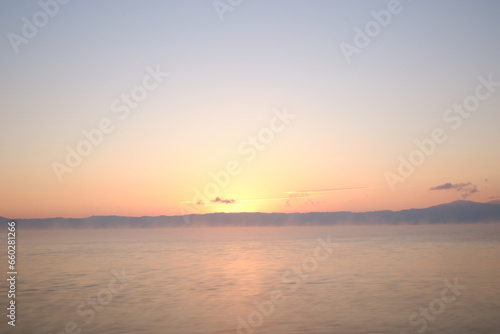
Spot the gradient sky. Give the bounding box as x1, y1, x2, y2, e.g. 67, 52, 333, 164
1, 0, 499, 218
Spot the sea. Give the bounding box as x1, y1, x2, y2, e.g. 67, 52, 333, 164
1, 223, 499, 334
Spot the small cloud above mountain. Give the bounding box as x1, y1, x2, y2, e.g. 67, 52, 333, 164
211, 197, 235, 204
429, 182, 478, 199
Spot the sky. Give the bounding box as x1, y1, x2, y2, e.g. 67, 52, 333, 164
1, 0, 499, 218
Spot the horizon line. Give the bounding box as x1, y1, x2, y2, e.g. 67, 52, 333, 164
3, 199, 499, 221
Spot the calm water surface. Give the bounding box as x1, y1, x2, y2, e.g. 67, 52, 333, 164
1, 224, 499, 334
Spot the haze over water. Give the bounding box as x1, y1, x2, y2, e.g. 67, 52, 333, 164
1, 224, 499, 334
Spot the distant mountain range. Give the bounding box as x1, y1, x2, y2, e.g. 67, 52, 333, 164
2, 200, 500, 229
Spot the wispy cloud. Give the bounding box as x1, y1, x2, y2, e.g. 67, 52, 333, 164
285, 187, 369, 207
284, 187, 369, 195
429, 182, 478, 199
286, 191, 310, 208
211, 197, 235, 204
190, 197, 236, 206
237, 197, 290, 203
185, 196, 287, 206
184, 187, 370, 208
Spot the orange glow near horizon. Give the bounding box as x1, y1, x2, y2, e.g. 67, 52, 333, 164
2, 170, 497, 219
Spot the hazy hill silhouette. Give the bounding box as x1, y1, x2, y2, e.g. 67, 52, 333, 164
2, 200, 500, 229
